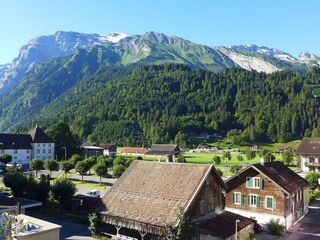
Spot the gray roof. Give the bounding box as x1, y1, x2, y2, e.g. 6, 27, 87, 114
150, 144, 179, 152
0, 134, 32, 149
296, 138, 320, 155
28, 126, 53, 143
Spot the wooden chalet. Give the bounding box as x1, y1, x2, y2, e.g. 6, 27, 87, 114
99, 160, 254, 240
225, 161, 309, 230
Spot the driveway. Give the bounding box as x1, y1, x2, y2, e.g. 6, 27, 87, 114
256, 199, 320, 240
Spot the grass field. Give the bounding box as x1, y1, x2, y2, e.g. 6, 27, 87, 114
72, 180, 111, 191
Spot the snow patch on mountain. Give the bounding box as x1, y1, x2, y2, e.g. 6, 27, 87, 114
298, 52, 320, 65
99, 32, 128, 43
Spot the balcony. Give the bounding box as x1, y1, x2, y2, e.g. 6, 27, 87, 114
305, 162, 320, 167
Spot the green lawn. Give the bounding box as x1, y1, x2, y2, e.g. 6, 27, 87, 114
72, 180, 111, 191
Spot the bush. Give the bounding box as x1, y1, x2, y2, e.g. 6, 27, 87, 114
88, 213, 99, 237
29, 158, 44, 176
3, 171, 28, 196
305, 172, 320, 191
268, 219, 285, 236
51, 176, 76, 209
310, 190, 320, 202
176, 155, 186, 163
70, 154, 82, 164
212, 156, 221, 165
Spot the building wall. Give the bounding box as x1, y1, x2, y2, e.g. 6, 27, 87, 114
14, 228, 60, 240
299, 155, 320, 172
0, 149, 32, 164
31, 143, 55, 160
226, 171, 285, 217
188, 173, 223, 219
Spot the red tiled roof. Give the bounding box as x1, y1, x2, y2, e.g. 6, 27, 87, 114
197, 211, 254, 237
100, 161, 213, 228
121, 147, 148, 154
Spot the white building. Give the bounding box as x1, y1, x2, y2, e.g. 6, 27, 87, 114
296, 138, 320, 172
0, 126, 55, 166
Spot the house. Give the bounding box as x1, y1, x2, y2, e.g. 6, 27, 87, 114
250, 145, 259, 152
99, 160, 254, 240
0, 126, 55, 166
145, 144, 180, 162
121, 147, 148, 156
278, 145, 295, 153
296, 138, 320, 172
225, 161, 309, 230
81, 144, 116, 158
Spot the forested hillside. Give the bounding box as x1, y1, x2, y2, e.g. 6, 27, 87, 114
20, 64, 320, 146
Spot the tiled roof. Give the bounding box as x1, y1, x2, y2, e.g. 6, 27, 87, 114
226, 162, 308, 194
121, 147, 148, 154
197, 211, 254, 237
296, 138, 320, 154
28, 126, 53, 143
150, 144, 179, 152
0, 134, 32, 149
99, 144, 116, 150
100, 161, 213, 228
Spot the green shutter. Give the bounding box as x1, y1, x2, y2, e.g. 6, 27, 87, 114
232, 192, 234, 204
260, 179, 264, 189
241, 193, 244, 206
257, 196, 260, 207
267, 197, 273, 209
247, 177, 253, 188
247, 194, 250, 206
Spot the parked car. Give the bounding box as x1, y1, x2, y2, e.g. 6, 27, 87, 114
85, 190, 100, 198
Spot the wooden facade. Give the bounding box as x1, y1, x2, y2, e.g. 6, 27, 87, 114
225, 162, 309, 229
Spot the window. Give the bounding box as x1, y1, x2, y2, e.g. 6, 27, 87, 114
48, 149, 51, 153
43, 143, 46, 147
246, 177, 263, 189
14, 149, 18, 154
37, 143, 40, 147
248, 194, 260, 207
1, 150, 4, 154
26, 150, 30, 153
37, 149, 40, 154
48, 143, 51, 147
265, 196, 274, 209
42, 149, 46, 153
232, 192, 243, 205
14, 156, 17, 160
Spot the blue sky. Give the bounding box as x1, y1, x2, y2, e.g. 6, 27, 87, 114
1, 0, 319, 64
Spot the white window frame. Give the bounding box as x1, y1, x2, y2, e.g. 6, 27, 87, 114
248, 194, 259, 207
234, 192, 242, 205
265, 195, 274, 210
247, 177, 261, 189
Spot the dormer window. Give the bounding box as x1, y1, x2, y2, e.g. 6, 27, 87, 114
246, 177, 264, 189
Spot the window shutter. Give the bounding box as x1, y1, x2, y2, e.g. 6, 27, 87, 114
260, 179, 264, 189
257, 196, 260, 207
241, 193, 244, 206
232, 192, 234, 204
247, 177, 253, 187
247, 194, 250, 206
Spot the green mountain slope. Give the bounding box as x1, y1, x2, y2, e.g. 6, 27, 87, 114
17, 64, 320, 146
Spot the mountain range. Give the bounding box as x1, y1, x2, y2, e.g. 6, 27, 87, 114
0, 31, 319, 136
0, 31, 319, 96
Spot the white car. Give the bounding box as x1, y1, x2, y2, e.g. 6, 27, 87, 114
85, 190, 100, 198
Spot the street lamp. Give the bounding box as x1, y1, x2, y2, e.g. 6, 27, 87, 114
61, 146, 67, 160
235, 219, 240, 240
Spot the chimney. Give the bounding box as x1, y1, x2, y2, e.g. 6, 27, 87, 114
260, 157, 265, 166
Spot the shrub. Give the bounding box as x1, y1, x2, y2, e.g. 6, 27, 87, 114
212, 156, 221, 165
268, 219, 285, 236
70, 154, 82, 164
60, 161, 75, 174
310, 190, 320, 202
44, 160, 59, 177
88, 213, 99, 237
51, 176, 76, 209
29, 158, 44, 176
3, 171, 28, 196
305, 172, 320, 191
176, 155, 186, 163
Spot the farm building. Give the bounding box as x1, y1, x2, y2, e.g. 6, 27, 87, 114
99, 160, 254, 240
145, 144, 180, 162
121, 147, 148, 156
